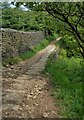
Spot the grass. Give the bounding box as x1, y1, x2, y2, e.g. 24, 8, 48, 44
45, 57, 83, 118
19, 38, 49, 60
3, 34, 58, 67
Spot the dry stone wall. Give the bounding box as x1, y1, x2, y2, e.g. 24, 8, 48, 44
1, 28, 46, 60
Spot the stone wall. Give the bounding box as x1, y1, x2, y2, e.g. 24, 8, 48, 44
1, 28, 46, 60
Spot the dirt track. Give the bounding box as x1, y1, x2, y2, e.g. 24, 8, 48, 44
2, 38, 61, 119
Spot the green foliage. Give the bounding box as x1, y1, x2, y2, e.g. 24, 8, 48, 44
58, 35, 81, 58
45, 57, 83, 118
59, 49, 67, 58
45, 2, 84, 57
33, 39, 49, 52
2, 8, 57, 33
19, 51, 34, 61
46, 34, 58, 42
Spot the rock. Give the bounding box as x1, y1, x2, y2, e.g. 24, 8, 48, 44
36, 89, 42, 93
37, 91, 42, 94
42, 112, 48, 118
31, 116, 35, 118
30, 92, 33, 95
27, 95, 32, 99
29, 111, 32, 114
10, 66, 14, 69
5, 112, 8, 115
33, 103, 39, 106
35, 85, 38, 88
19, 107, 22, 111
8, 68, 12, 71
5, 64, 9, 68
26, 105, 28, 107
52, 110, 56, 115
45, 88, 49, 91
22, 104, 25, 107
36, 89, 39, 92
45, 105, 47, 109
33, 96, 37, 99
38, 87, 42, 91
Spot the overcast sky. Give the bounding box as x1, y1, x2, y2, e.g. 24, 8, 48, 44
0, 0, 29, 11
0, 0, 14, 2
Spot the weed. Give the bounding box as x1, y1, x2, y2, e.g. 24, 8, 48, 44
45, 57, 83, 118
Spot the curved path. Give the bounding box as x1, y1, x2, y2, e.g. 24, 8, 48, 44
2, 37, 61, 119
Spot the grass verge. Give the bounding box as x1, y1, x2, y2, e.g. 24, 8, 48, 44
44, 57, 83, 118
3, 34, 58, 67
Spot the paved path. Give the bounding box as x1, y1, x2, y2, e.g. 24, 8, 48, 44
2, 38, 61, 119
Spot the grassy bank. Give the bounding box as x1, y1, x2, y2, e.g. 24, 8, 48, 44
45, 57, 83, 118
3, 34, 58, 67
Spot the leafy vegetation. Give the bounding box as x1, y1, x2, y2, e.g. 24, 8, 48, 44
44, 18, 83, 117
17, 2, 83, 57
41, 2, 84, 57
45, 56, 83, 118
2, 8, 57, 35
57, 35, 82, 58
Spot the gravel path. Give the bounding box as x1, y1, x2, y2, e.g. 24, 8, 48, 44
2, 38, 61, 119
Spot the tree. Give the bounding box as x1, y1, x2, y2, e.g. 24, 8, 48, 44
20, 2, 84, 57
2, 2, 84, 57
44, 2, 84, 57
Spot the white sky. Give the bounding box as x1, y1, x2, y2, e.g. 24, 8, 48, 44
10, 4, 16, 8
0, 0, 29, 11
19, 5, 29, 11
0, 0, 14, 2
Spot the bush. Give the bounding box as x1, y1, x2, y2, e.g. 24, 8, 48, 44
57, 35, 81, 58
45, 57, 83, 118
46, 34, 58, 42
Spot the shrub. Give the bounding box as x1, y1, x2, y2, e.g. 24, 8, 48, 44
45, 57, 83, 118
